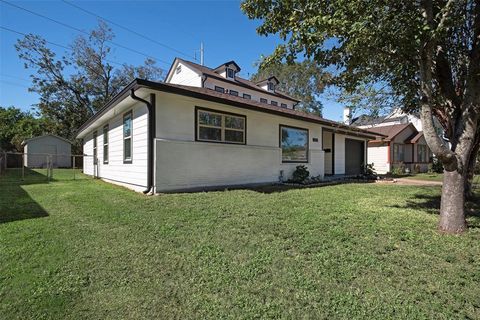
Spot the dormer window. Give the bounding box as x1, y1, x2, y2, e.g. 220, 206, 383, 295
268, 82, 275, 92
226, 68, 235, 79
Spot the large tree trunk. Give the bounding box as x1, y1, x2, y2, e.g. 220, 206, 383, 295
439, 170, 467, 233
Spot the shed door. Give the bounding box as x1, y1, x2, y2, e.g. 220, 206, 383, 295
44, 145, 57, 167
345, 139, 364, 175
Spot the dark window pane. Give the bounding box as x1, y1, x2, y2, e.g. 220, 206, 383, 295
104, 145, 108, 162
198, 111, 222, 127
215, 86, 225, 93
225, 116, 244, 130
260, 98, 267, 103
124, 138, 131, 159
123, 116, 131, 137
199, 127, 221, 141
229, 90, 238, 96
227, 68, 234, 78
271, 101, 278, 106
281, 127, 308, 162
225, 130, 244, 143
243, 94, 251, 99
281, 103, 287, 108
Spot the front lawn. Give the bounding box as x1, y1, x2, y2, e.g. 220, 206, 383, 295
1, 170, 479, 319
403, 172, 444, 181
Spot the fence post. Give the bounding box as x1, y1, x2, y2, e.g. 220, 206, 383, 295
73, 155, 76, 180
21, 153, 25, 180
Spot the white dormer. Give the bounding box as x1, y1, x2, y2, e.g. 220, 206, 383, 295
256, 76, 280, 93
213, 61, 241, 80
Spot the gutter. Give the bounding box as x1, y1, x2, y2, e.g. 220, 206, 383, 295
130, 89, 156, 194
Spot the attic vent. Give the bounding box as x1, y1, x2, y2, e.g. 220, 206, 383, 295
176, 65, 182, 74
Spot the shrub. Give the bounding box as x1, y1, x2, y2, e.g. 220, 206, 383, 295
362, 163, 377, 177
392, 162, 406, 176
413, 164, 421, 174
291, 165, 309, 183
430, 157, 443, 173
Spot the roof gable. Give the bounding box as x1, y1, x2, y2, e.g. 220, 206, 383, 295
367, 123, 417, 141
22, 134, 72, 146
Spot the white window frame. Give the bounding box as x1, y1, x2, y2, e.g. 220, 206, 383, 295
226, 68, 235, 79
93, 131, 98, 165
103, 124, 109, 164
196, 107, 246, 145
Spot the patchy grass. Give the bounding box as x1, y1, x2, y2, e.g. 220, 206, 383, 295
403, 173, 444, 181
1, 170, 479, 319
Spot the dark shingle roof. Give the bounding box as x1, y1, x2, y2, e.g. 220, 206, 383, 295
366, 123, 412, 141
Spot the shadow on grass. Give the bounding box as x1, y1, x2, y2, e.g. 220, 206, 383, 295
0, 168, 49, 224
391, 190, 480, 228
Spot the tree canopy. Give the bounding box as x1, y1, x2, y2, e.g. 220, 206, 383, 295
15, 21, 163, 141
250, 60, 328, 116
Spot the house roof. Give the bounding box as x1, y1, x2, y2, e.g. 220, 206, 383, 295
366, 123, 414, 141
76, 78, 384, 140
213, 60, 241, 72
169, 58, 300, 103
351, 114, 408, 127
21, 134, 72, 146
406, 131, 424, 143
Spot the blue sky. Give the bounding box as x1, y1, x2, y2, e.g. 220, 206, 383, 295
0, 0, 344, 121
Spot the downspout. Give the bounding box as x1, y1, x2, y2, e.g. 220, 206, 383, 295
130, 89, 156, 194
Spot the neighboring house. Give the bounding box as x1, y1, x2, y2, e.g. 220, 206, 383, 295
22, 134, 72, 168
348, 107, 432, 174
76, 58, 381, 193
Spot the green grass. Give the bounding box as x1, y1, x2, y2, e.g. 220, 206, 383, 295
1, 170, 479, 319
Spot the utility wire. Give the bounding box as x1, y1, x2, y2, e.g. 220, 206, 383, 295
0, 26, 123, 67
61, 0, 197, 61
0, 0, 171, 66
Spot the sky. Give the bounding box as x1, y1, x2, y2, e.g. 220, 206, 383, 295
0, 0, 345, 121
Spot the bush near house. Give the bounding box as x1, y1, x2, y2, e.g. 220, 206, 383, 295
0, 170, 479, 319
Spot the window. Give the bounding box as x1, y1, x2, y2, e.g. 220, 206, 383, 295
176, 65, 182, 74
260, 98, 268, 104
280, 125, 308, 163
123, 111, 132, 163
215, 86, 225, 93
271, 101, 278, 106
393, 143, 405, 162
268, 82, 275, 91
226, 68, 235, 78
196, 108, 246, 144
93, 131, 97, 164
229, 90, 238, 96
417, 144, 428, 162
281, 103, 288, 108
103, 124, 109, 164
243, 93, 251, 99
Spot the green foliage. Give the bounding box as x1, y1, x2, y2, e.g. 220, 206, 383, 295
251, 60, 328, 116
429, 157, 444, 174
15, 21, 163, 142
392, 162, 406, 176
362, 163, 377, 177
291, 164, 310, 182
0, 172, 479, 318
0, 106, 48, 151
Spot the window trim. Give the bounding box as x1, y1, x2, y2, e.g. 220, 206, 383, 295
260, 98, 268, 104
279, 124, 309, 163
93, 130, 98, 165
123, 111, 133, 164
226, 68, 235, 79
229, 90, 239, 96
417, 144, 429, 163
103, 124, 109, 164
281, 103, 288, 108
271, 101, 278, 106
243, 93, 251, 99
194, 106, 247, 145
214, 86, 225, 93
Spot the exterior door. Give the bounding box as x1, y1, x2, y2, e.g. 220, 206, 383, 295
345, 139, 364, 175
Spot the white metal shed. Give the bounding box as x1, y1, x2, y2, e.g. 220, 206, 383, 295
22, 135, 72, 168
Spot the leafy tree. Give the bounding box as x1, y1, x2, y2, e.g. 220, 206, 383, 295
251, 60, 328, 116
241, 0, 480, 233
0, 106, 48, 152
15, 21, 163, 142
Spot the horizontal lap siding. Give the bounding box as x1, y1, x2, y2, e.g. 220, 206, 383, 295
82, 102, 148, 190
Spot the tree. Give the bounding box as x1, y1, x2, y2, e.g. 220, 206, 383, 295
0, 106, 47, 152
251, 60, 328, 116
241, 0, 480, 233
15, 21, 163, 142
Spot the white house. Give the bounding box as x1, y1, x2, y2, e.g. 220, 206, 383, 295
22, 134, 72, 168
76, 59, 381, 193
348, 109, 432, 174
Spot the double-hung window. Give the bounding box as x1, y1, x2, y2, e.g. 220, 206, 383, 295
196, 108, 246, 144
393, 144, 405, 163
93, 131, 98, 164
103, 124, 109, 164
280, 125, 308, 163
226, 68, 235, 79
123, 111, 132, 163
417, 144, 428, 162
